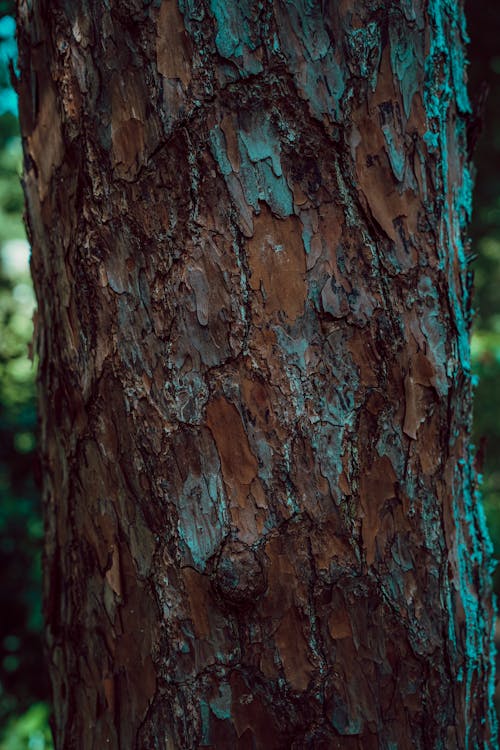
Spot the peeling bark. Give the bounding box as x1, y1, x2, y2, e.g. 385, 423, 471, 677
17, 0, 497, 747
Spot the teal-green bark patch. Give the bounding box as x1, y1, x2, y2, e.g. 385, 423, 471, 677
274, 0, 345, 121
209, 0, 263, 74
209, 112, 293, 218
381, 124, 405, 183
389, 19, 423, 118
209, 682, 232, 720
209, 126, 232, 176
423, 1, 497, 740
345, 22, 381, 90
177, 469, 227, 571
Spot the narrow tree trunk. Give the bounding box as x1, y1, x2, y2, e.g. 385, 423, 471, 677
17, 0, 497, 747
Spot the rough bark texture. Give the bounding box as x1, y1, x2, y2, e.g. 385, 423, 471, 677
17, 0, 497, 747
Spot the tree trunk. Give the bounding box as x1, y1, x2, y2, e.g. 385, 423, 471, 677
17, 0, 497, 747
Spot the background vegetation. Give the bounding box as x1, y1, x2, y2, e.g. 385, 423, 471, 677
0, 1, 498, 745
468, 3, 500, 600
0, 5, 51, 747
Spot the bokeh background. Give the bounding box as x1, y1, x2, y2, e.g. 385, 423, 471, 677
0, 1, 498, 745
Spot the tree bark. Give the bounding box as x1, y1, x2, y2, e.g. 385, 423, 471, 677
17, 0, 497, 747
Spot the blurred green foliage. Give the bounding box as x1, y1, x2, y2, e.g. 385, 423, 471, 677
0, 704, 52, 750
0, 4, 52, 746
468, 0, 500, 594
0, 1, 497, 747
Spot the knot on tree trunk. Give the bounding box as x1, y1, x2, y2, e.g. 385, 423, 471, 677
211, 539, 267, 607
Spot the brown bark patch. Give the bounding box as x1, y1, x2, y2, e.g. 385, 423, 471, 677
221, 114, 241, 172
328, 608, 353, 641
360, 455, 397, 565
240, 375, 280, 435
105, 544, 122, 598
247, 206, 306, 322
111, 72, 146, 178
206, 397, 259, 529
182, 567, 211, 639
309, 517, 353, 571
418, 413, 442, 475
27, 78, 64, 201
156, 0, 192, 86
403, 351, 437, 439
275, 605, 314, 691
348, 332, 378, 387
259, 535, 314, 691
317, 203, 344, 276
230, 672, 282, 747
109, 544, 158, 740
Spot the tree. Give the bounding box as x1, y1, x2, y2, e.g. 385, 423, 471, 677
16, 0, 497, 747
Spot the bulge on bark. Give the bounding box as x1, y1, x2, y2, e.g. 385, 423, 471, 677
211, 538, 267, 607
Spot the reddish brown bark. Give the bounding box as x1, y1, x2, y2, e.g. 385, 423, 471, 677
17, 0, 496, 747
